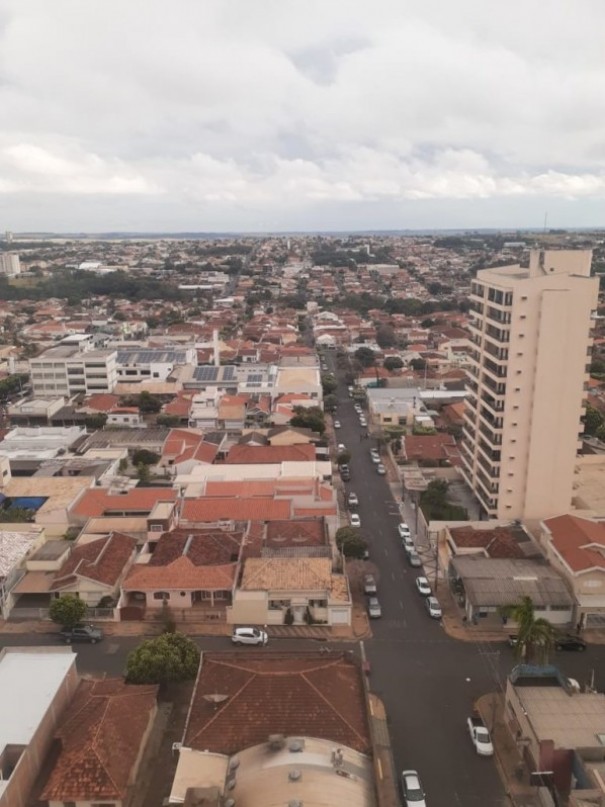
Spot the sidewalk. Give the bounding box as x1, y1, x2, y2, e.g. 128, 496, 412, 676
475, 693, 541, 806
0, 603, 372, 642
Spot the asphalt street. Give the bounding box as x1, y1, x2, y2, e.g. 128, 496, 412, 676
327, 352, 605, 806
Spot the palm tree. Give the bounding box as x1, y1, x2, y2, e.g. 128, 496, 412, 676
506, 596, 555, 664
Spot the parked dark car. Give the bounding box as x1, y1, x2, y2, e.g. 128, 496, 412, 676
60, 624, 104, 644
555, 634, 587, 652
508, 633, 587, 652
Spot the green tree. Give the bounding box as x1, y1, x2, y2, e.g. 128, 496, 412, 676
335, 527, 368, 559
336, 450, 352, 465
321, 373, 337, 395
132, 449, 160, 466
383, 356, 403, 371
84, 413, 107, 430
49, 595, 87, 628
125, 632, 200, 685
354, 347, 375, 367
324, 393, 338, 412
290, 406, 326, 435
410, 358, 427, 372
137, 463, 151, 484
504, 596, 555, 664
156, 414, 180, 427
137, 391, 162, 414
376, 324, 396, 349
584, 404, 604, 436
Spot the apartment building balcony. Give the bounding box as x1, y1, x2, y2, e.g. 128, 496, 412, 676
478, 421, 502, 447
477, 438, 501, 467
484, 322, 510, 344
480, 374, 507, 397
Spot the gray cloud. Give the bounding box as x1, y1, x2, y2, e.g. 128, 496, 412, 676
0, 0, 604, 231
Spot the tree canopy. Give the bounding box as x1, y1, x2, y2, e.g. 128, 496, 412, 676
49, 595, 87, 628
125, 632, 200, 685
354, 347, 375, 367
504, 596, 555, 664
335, 527, 368, 559
290, 406, 325, 435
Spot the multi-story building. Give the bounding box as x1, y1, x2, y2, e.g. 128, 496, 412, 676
29, 342, 117, 398
462, 249, 598, 521
0, 253, 20, 277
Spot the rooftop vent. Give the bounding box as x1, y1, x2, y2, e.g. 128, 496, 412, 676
228, 757, 240, 772
288, 739, 305, 752
288, 770, 302, 782
268, 734, 286, 751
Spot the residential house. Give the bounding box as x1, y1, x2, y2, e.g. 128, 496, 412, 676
448, 555, 574, 626
40, 678, 158, 807
121, 527, 243, 616
0, 525, 46, 618
540, 514, 605, 629
230, 556, 351, 626
106, 406, 143, 428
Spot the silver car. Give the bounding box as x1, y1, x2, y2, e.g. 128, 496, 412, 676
232, 627, 268, 645
368, 597, 382, 618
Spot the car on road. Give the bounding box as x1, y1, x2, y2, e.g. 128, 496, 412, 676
350, 513, 361, 528
407, 550, 422, 567
368, 597, 382, 618
398, 522, 411, 539
376, 463, 386, 475
359, 416, 367, 427
370, 449, 380, 464
334, 420, 341, 429
354, 403, 362, 413
426, 596, 442, 619
401, 769, 426, 807
232, 627, 268, 646
60, 624, 104, 644
415, 576, 431, 596
402, 534, 415, 551
347, 492, 359, 507
339, 464, 351, 481
337, 443, 347, 454
364, 574, 377, 594
555, 634, 587, 651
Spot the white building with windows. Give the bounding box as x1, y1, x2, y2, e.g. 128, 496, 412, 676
29, 344, 117, 398
0, 253, 20, 277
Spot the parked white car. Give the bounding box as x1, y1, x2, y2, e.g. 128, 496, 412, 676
367, 597, 382, 618
337, 443, 347, 454
425, 596, 442, 619
370, 450, 380, 464
231, 627, 268, 646
334, 420, 341, 429
350, 513, 361, 528
401, 770, 426, 807
398, 522, 411, 539
348, 492, 359, 507
415, 576, 431, 596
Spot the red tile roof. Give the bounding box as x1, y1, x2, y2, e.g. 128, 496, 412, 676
51, 532, 137, 590
543, 514, 605, 572
184, 652, 369, 755
266, 519, 326, 548
82, 393, 121, 412
225, 444, 316, 463
41, 679, 158, 803
404, 433, 461, 463
72, 488, 177, 519
448, 526, 527, 559
181, 497, 291, 522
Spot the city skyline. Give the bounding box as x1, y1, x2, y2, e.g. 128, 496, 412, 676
1, 0, 604, 232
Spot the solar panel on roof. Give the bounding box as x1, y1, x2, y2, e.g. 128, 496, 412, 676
194, 365, 219, 381
247, 373, 263, 383
223, 365, 236, 380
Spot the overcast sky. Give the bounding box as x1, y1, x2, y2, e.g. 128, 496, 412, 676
1, 0, 604, 232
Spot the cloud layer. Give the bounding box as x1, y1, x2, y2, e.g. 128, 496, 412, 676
1, 0, 604, 230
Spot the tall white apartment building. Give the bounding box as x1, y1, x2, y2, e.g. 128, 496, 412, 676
0, 252, 21, 277
462, 249, 599, 522
29, 343, 118, 398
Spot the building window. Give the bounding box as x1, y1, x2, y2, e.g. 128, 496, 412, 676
153, 591, 169, 601
149, 524, 163, 532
